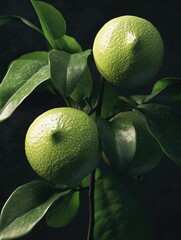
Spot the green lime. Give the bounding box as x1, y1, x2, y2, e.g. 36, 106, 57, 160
25, 107, 100, 186
93, 15, 164, 88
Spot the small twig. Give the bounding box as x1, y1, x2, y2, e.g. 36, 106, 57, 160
87, 169, 96, 240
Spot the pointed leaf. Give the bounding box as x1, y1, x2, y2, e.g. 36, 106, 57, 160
144, 78, 181, 104
31, 0, 66, 48
57, 35, 82, 53
138, 103, 181, 166
97, 117, 136, 173
0, 52, 50, 122
19, 51, 57, 93
130, 95, 148, 105
89, 78, 102, 111
70, 66, 92, 109
110, 95, 136, 117
46, 191, 79, 228
122, 110, 164, 176
151, 77, 181, 94
0, 15, 42, 34
0, 181, 70, 240
94, 174, 152, 240
49, 49, 91, 96
18, 51, 48, 61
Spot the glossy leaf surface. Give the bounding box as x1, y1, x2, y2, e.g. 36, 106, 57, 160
0, 181, 70, 239
144, 78, 181, 104
49, 49, 91, 96
31, 0, 66, 48
46, 191, 79, 228
0, 15, 42, 33
138, 103, 181, 166
94, 174, 152, 240
97, 117, 136, 173
0, 52, 50, 122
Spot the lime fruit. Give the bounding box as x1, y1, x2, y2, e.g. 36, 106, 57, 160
93, 15, 164, 88
25, 107, 100, 186
106, 110, 164, 176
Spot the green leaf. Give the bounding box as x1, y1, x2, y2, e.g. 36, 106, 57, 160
0, 15, 42, 34
123, 110, 164, 176
94, 174, 152, 240
130, 95, 148, 105
99, 110, 163, 176
56, 35, 82, 53
144, 78, 181, 104
31, 0, 66, 48
46, 191, 79, 228
70, 66, 93, 110
110, 95, 136, 117
18, 51, 48, 61
101, 82, 118, 118
0, 181, 70, 240
89, 77, 118, 114
151, 77, 181, 94
0, 52, 50, 122
97, 117, 136, 173
49, 49, 91, 96
19, 51, 56, 94
138, 103, 181, 166
89, 78, 102, 111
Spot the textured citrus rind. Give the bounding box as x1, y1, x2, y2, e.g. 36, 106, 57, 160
25, 108, 100, 186
93, 15, 164, 88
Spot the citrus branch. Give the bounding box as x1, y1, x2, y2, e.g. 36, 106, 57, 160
87, 169, 96, 240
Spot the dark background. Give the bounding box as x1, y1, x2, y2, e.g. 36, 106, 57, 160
0, 0, 181, 239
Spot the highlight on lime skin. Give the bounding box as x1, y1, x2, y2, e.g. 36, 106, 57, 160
93, 15, 164, 89
25, 107, 100, 186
